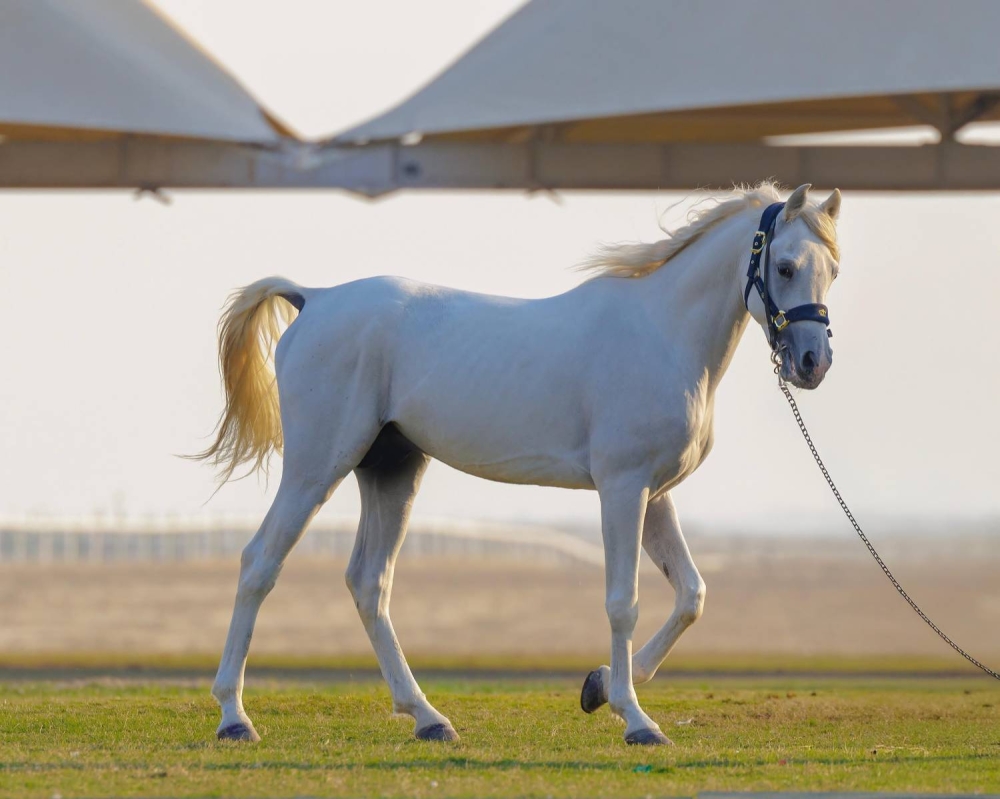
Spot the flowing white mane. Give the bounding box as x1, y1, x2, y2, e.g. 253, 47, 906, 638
580, 181, 839, 279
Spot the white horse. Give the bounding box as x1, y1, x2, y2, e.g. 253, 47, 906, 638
198, 182, 841, 746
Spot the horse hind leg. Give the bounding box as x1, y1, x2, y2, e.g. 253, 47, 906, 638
212, 404, 382, 741
346, 425, 458, 742
212, 476, 339, 741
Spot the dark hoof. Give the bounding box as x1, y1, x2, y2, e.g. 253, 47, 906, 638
625, 727, 673, 746
415, 722, 459, 742
217, 723, 260, 742
580, 669, 608, 713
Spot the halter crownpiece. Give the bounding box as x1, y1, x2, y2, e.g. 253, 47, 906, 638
743, 201, 832, 350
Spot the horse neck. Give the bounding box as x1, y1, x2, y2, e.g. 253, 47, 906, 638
633, 211, 756, 392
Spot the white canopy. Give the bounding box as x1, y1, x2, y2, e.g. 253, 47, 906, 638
336, 0, 1000, 146
3, 0, 1000, 191
0, 0, 285, 144
0, 0, 310, 190
323, 0, 1000, 194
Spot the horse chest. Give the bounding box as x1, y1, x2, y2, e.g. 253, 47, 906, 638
646, 427, 712, 496
676, 413, 715, 483
643, 393, 716, 494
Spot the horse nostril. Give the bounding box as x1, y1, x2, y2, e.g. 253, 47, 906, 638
801, 350, 816, 375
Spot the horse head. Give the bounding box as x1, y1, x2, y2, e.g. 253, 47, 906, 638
745, 184, 842, 390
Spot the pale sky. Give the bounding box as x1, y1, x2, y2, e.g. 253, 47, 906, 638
1, 1, 999, 535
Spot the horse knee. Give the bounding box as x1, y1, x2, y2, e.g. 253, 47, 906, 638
345, 566, 386, 623
677, 579, 706, 626
344, 564, 363, 605
605, 593, 639, 633
238, 544, 280, 599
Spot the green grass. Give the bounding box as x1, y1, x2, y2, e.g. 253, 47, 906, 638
1, 678, 999, 798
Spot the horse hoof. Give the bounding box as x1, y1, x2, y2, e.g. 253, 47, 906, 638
415, 722, 459, 742
217, 723, 260, 742
625, 727, 673, 746
580, 668, 608, 713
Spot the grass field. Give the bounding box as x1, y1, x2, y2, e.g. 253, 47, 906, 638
2, 676, 999, 798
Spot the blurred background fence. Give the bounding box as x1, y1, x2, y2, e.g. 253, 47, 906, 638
0, 520, 605, 567
3, 518, 999, 659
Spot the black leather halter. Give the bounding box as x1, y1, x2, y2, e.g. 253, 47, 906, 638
743, 201, 831, 350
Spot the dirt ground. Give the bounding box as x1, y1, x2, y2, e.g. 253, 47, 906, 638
2, 534, 998, 660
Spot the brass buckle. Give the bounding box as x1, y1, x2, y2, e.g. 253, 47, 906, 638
751, 231, 766, 254
773, 312, 789, 332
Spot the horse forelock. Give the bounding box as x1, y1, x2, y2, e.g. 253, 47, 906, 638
579, 180, 838, 279
795, 202, 840, 263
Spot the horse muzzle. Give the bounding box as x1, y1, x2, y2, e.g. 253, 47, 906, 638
780, 336, 832, 390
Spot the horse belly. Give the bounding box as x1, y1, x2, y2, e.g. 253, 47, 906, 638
393, 395, 593, 489
388, 359, 593, 489
436, 445, 593, 489
369, 280, 598, 488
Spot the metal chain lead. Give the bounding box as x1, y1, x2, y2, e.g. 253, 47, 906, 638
775, 367, 1000, 681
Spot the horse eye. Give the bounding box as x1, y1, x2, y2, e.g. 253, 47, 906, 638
777, 263, 794, 279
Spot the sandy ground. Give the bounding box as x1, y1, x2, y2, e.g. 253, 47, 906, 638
2, 535, 998, 660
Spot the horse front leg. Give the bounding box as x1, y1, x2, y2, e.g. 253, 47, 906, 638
633, 492, 705, 683
581, 492, 705, 714
595, 478, 671, 745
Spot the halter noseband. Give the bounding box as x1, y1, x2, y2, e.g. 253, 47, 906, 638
743, 201, 832, 350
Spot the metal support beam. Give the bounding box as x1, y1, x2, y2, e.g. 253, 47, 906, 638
947, 93, 1000, 137
893, 92, 1000, 140
892, 95, 946, 133
0, 138, 394, 194
378, 141, 1000, 192
2, 138, 1000, 192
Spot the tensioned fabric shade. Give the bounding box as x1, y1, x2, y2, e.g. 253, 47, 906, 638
334, 0, 1000, 146
4, 0, 1000, 190
0, 0, 286, 144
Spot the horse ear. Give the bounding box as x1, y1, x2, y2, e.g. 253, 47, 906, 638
783, 184, 811, 221
820, 188, 842, 220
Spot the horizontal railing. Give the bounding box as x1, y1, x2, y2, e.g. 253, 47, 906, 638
0, 519, 606, 568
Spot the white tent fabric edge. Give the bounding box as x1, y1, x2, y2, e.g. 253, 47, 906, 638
3, 0, 1000, 192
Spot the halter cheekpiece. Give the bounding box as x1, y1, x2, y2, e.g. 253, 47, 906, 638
743, 201, 832, 349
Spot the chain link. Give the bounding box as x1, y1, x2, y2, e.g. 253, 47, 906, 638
775, 369, 1000, 681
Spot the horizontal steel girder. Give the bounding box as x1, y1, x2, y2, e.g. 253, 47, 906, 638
2, 138, 999, 193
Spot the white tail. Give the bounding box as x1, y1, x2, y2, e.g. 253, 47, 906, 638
195, 277, 304, 483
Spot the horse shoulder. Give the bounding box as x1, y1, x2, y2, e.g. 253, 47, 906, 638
588, 361, 717, 492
